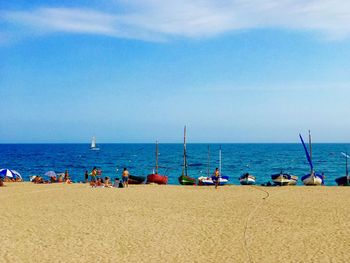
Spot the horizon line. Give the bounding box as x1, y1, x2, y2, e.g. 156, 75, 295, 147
1, 142, 350, 144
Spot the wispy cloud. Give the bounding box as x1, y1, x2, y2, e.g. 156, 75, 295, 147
2, 0, 350, 43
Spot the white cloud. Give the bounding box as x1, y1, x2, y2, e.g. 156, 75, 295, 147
2, 0, 350, 42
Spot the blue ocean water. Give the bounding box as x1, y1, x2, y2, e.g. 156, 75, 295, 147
0, 143, 349, 185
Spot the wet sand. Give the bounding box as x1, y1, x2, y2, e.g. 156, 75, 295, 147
0, 183, 349, 262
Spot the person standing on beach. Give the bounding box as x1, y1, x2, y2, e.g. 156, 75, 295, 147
91, 167, 97, 182
64, 170, 69, 181
214, 167, 220, 189
84, 170, 89, 183
122, 168, 129, 188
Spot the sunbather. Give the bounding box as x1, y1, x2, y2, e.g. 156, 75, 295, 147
96, 178, 103, 187
33, 176, 44, 184
104, 177, 112, 187
50, 176, 57, 183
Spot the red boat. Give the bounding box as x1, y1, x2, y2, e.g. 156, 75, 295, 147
147, 173, 168, 184
146, 141, 168, 185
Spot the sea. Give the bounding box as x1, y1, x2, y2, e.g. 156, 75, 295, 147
1, 143, 349, 185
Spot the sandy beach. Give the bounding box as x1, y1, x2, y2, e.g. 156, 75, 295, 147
1, 183, 349, 262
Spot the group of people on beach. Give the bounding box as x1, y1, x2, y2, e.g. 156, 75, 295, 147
20, 166, 130, 188
88, 166, 130, 188
0, 175, 23, 187
32, 170, 72, 184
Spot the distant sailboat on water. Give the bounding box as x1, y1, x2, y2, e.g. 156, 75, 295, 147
90, 136, 100, 151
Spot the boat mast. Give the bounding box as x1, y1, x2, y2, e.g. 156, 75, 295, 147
182, 126, 188, 177
207, 145, 210, 177
346, 152, 349, 183
308, 130, 313, 176
219, 146, 222, 176
308, 130, 312, 161
155, 140, 159, 174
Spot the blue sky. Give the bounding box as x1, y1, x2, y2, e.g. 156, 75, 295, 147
1, 0, 350, 143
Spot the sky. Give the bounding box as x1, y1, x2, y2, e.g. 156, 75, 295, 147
1, 0, 350, 143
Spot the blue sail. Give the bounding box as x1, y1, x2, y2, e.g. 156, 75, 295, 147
299, 134, 314, 171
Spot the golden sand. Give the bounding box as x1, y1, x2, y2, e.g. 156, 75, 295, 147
0, 183, 349, 262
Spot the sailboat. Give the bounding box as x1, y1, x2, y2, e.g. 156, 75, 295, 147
271, 171, 298, 186
146, 141, 168, 184
198, 146, 229, 186
335, 152, 350, 186
198, 145, 213, 185
299, 131, 324, 186
90, 136, 100, 151
178, 126, 196, 185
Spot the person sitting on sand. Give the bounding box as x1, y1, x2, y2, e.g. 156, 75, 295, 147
33, 176, 44, 184
113, 178, 120, 188
57, 174, 64, 183
0, 178, 4, 187
96, 178, 103, 187
65, 178, 72, 184
50, 176, 57, 183
64, 170, 70, 181
104, 177, 112, 187
122, 168, 129, 188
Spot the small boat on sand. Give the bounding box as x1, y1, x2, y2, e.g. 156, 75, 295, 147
147, 141, 168, 184
239, 173, 256, 185
335, 152, 350, 186
198, 176, 229, 186
198, 146, 229, 186
128, 175, 146, 184
271, 172, 298, 186
299, 131, 324, 186
178, 126, 196, 185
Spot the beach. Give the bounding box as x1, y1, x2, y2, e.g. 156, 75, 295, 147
1, 183, 349, 262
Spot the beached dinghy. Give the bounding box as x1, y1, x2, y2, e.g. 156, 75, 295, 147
271, 172, 298, 186
335, 152, 350, 186
179, 126, 196, 185
239, 173, 256, 185
128, 175, 146, 184
299, 131, 324, 186
198, 176, 229, 185
147, 141, 168, 184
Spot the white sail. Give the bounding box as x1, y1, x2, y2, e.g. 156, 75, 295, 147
90, 136, 99, 150
91, 136, 96, 148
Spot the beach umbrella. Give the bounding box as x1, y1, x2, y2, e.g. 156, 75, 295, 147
0, 169, 22, 179
44, 171, 57, 177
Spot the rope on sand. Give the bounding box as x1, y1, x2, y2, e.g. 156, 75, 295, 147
243, 186, 270, 263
